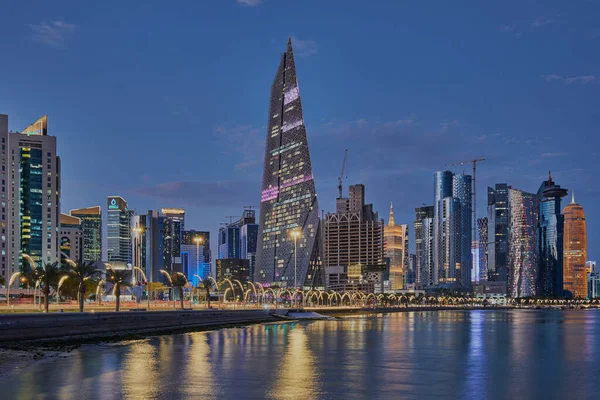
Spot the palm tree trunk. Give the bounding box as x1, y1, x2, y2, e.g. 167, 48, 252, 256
43, 285, 49, 313
79, 281, 85, 312
179, 287, 184, 310
115, 285, 121, 312
205, 288, 210, 309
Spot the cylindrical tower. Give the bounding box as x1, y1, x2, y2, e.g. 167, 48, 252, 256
563, 193, 587, 298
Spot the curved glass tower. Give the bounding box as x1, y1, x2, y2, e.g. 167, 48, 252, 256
507, 188, 538, 298
255, 38, 323, 289
537, 173, 567, 297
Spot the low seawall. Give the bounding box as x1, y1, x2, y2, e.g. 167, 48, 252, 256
0, 309, 277, 344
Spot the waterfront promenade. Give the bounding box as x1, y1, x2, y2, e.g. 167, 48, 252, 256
0, 304, 526, 345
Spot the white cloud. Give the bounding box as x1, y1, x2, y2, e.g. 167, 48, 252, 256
531, 17, 555, 29
541, 74, 600, 85
27, 20, 76, 47
290, 37, 318, 57
237, 0, 263, 6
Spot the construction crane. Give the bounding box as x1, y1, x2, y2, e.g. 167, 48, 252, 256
446, 158, 486, 255
224, 216, 237, 225
338, 149, 348, 199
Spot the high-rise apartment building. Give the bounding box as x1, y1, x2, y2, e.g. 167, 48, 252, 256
59, 214, 82, 263
162, 208, 185, 272
415, 205, 434, 287
439, 197, 462, 285
107, 196, 132, 264
324, 184, 385, 284
255, 38, 323, 288
70, 206, 102, 262
433, 171, 453, 285
563, 193, 587, 298
384, 203, 408, 290
507, 188, 539, 298
1, 115, 61, 285
477, 217, 488, 282
537, 173, 568, 297
240, 220, 258, 280
487, 184, 510, 285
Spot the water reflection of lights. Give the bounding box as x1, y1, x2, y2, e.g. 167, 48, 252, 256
122, 340, 161, 399
268, 325, 321, 399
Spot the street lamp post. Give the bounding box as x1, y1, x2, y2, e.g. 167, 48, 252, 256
6, 272, 22, 307
194, 236, 204, 282
290, 230, 301, 303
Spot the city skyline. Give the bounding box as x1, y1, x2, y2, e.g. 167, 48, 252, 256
0, 1, 598, 262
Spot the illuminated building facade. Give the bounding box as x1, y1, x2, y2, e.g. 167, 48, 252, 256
487, 184, 510, 285
324, 184, 385, 285
439, 197, 462, 285
70, 206, 102, 262
507, 188, 538, 298
255, 38, 323, 288
107, 196, 132, 264
588, 273, 600, 299
162, 208, 185, 272
433, 170, 453, 285
563, 193, 587, 298
59, 214, 82, 263
182, 230, 211, 284
537, 173, 568, 297
384, 203, 408, 290
0, 114, 61, 286
216, 259, 250, 292
477, 217, 488, 282
415, 205, 434, 287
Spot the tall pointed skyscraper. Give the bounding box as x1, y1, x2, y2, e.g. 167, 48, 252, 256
385, 203, 409, 290
255, 38, 323, 289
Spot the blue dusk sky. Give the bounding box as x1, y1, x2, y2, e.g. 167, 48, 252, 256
0, 0, 598, 261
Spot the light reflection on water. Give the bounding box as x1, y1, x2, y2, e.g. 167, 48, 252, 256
2, 310, 600, 400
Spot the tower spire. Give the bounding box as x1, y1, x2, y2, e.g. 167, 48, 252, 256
571, 189, 575, 204
389, 202, 395, 226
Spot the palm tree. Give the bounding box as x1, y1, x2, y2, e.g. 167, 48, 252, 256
106, 267, 132, 312
169, 272, 188, 310
62, 260, 100, 312
23, 261, 62, 313
200, 278, 214, 309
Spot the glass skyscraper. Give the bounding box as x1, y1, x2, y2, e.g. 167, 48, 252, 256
453, 173, 472, 288
255, 38, 323, 288
433, 171, 453, 285
507, 188, 539, 298
440, 197, 462, 285
537, 173, 567, 297
487, 184, 510, 285
107, 196, 132, 264
70, 206, 102, 262
414, 205, 434, 287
